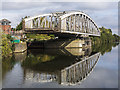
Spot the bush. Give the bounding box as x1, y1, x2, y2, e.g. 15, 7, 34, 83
2, 34, 12, 57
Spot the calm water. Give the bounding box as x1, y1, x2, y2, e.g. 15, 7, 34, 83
2, 43, 119, 88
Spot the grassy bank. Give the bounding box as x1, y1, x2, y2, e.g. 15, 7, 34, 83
26, 34, 55, 42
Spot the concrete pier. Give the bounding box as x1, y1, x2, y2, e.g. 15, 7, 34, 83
14, 42, 27, 53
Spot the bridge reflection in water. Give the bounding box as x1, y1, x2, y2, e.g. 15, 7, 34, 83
61, 52, 100, 85
22, 46, 101, 86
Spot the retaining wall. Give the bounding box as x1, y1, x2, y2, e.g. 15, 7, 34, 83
14, 42, 27, 53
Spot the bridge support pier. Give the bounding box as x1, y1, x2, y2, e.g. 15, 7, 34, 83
65, 37, 91, 48
27, 36, 92, 49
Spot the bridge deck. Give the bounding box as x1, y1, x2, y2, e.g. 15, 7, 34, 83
24, 29, 100, 37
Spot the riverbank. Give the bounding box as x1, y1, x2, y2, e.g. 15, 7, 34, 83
2, 27, 120, 57
91, 27, 120, 45
1, 33, 27, 57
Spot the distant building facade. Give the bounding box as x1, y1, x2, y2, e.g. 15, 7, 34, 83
0, 19, 11, 34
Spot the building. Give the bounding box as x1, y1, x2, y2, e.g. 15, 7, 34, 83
0, 19, 11, 34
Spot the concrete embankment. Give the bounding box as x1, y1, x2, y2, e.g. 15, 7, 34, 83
14, 42, 27, 53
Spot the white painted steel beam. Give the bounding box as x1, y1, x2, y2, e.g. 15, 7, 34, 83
24, 14, 53, 22
24, 11, 100, 36
61, 31, 100, 36
60, 11, 100, 33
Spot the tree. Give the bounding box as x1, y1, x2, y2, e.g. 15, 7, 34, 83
2, 34, 12, 56
16, 21, 23, 30
16, 16, 28, 31
113, 34, 120, 42
92, 26, 120, 44
11, 27, 15, 31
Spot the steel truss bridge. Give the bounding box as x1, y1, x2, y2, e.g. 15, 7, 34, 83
23, 11, 100, 36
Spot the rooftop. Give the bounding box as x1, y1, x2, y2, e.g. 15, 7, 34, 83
0, 19, 11, 23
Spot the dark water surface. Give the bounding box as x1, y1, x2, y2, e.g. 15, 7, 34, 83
2, 43, 119, 88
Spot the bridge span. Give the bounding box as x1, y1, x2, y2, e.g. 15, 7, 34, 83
23, 11, 100, 37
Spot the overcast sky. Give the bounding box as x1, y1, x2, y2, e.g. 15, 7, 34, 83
1, 1, 119, 34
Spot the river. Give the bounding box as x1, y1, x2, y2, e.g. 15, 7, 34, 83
2, 43, 119, 88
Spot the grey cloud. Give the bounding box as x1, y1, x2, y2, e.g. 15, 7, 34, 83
1, 2, 118, 34
2, 2, 117, 11
2, 2, 54, 11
